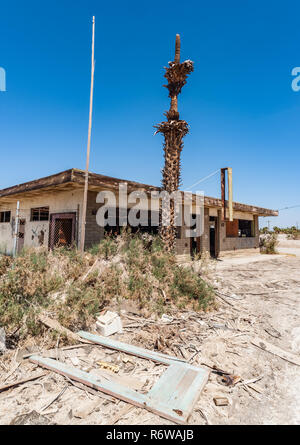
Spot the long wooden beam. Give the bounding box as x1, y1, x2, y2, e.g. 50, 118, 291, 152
78, 330, 186, 365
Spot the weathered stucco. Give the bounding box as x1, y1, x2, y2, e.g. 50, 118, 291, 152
0, 189, 83, 254
0, 169, 268, 257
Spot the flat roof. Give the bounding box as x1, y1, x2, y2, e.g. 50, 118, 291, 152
0, 168, 278, 217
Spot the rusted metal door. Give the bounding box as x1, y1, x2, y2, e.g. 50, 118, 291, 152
49, 213, 76, 249
17, 219, 26, 253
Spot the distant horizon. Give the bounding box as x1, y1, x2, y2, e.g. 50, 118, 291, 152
1, 0, 299, 228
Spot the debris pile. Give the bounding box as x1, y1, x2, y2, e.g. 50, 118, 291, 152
0, 232, 215, 349
0, 252, 299, 425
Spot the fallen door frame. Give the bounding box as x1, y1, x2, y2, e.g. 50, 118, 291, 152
30, 331, 210, 424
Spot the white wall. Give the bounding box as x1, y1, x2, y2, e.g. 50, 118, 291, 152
0, 188, 84, 255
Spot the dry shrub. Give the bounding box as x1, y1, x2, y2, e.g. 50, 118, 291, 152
0, 232, 215, 346
259, 233, 278, 254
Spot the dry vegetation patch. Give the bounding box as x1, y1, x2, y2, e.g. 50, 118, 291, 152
0, 232, 215, 348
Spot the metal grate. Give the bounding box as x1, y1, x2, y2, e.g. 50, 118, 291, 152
49, 213, 76, 250
53, 218, 73, 247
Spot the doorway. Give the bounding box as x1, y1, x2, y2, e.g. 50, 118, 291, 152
49, 213, 76, 249
209, 216, 218, 257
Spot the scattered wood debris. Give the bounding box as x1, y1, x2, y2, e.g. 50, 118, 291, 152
213, 397, 229, 406
0, 372, 46, 393
38, 314, 90, 344
1, 254, 299, 425
251, 337, 300, 366
29, 331, 210, 425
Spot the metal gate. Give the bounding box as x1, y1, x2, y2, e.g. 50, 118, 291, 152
49, 213, 76, 249
17, 219, 26, 253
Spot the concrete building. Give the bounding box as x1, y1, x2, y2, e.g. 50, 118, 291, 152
0, 168, 278, 257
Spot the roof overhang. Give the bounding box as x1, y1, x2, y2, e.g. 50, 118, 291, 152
0, 168, 278, 217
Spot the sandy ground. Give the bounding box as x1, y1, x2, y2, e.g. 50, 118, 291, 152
0, 238, 299, 425
276, 234, 300, 257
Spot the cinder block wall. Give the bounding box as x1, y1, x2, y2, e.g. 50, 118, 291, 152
219, 214, 259, 252
85, 191, 105, 249
175, 225, 191, 255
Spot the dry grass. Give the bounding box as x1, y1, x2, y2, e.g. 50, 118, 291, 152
0, 232, 215, 348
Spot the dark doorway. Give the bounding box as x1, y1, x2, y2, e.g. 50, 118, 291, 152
209, 216, 217, 257
190, 237, 198, 257
49, 213, 76, 249
189, 213, 201, 257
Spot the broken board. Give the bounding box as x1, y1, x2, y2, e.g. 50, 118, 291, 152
78, 330, 185, 365
30, 331, 209, 424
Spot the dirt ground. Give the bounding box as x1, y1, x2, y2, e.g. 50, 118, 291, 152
0, 238, 299, 425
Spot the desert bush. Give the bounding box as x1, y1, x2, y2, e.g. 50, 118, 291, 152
0, 232, 216, 346
259, 233, 278, 254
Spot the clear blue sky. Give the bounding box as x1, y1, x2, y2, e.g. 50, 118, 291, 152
0, 0, 299, 228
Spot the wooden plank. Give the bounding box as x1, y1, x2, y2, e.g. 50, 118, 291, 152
251, 337, 300, 366
29, 355, 148, 406
39, 315, 91, 344
29, 355, 189, 424
78, 330, 186, 365
0, 372, 47, 393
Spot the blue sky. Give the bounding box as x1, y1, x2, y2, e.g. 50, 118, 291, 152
0, 0, 299, 228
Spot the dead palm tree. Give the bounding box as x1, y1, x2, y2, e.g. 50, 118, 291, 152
155, 35, 193, 252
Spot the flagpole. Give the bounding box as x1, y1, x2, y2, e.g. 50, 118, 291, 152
80, 16, 95, 252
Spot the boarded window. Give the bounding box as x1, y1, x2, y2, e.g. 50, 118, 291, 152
0, 211, 11, 223
226, 219, 238, 237
31, 207, 49, 221
226, 219, 254, 238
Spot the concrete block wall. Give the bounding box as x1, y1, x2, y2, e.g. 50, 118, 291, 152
84, 191, 105, 249
219, 214, 259, 252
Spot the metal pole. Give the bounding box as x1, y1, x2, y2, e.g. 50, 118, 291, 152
227, 167, 233, 222
13, 201, 20, 257
80, 16, 95, 252
221, 168, 226, 221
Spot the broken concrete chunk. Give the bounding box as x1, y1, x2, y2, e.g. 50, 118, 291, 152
96, 311, 122, 336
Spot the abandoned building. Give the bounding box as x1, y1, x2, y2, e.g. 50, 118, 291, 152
0, 168, 278, 258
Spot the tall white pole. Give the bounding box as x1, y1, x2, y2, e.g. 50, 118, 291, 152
13, 201, 20, 257
80, 16, 95, 252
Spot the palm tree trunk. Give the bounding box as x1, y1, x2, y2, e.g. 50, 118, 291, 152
155, 35, 193, 252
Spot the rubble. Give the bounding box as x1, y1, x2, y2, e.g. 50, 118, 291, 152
0, 253, 299, 425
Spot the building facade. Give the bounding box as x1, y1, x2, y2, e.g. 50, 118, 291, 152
0, 169, 278, 257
